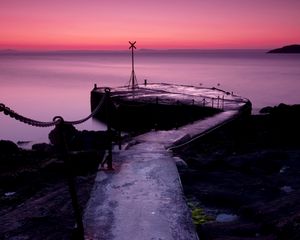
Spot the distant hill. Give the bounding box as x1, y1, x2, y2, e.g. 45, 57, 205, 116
268, 44, 300, 53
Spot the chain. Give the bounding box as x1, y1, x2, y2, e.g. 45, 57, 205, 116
65, 89, 108, 125
0, 88, 109, 127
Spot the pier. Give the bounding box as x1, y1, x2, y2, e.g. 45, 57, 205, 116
91, 83, 250, 130
84, 84, 251, 239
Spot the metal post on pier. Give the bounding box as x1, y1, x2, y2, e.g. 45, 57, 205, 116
176, 100, 179, 129
53, 117, 84, 239
116, 105, 122, 150
105, 88, 113, 170
154, 97, 159, 130
128, 41, 138, 89
222, 95, 225, 110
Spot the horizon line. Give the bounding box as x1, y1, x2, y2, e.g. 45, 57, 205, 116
0, 47, 270, 53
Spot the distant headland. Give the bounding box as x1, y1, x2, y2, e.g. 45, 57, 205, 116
267, 44, 300, 53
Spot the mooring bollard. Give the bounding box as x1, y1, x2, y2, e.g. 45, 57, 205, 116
52, 116, 85, 240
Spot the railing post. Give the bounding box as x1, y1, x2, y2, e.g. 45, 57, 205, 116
154, 97, 159, 130
53, 117, 84, 240
222, 95, 224, 110
191, 99, 195, 123
116, 106, 122, 150
175, 100, 179, 129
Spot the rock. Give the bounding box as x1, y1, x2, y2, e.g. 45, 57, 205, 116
259, 106, 273, 114
0, 140, 19, 154
4, 192, 16, 197
32, 143, 53, 152
216, 213, 238, 223
280, 186, 294, 193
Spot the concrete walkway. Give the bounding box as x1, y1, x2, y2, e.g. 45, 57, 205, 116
83, 109, 246, 240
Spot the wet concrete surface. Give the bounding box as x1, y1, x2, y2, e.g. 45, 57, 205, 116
83, 142, 198, 240
94, 83, 249, 111
83, 110, 244, 240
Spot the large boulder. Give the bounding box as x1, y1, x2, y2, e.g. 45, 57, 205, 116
0, 140, 19, 154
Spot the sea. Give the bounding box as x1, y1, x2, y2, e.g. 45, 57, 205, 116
1, 49, 300, 144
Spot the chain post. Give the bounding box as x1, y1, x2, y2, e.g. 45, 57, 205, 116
54, 116, 85, 239
222, 95, 225, 110
175, 100, 179, 130
105, 88, 114, 170
116, 106, 122, 150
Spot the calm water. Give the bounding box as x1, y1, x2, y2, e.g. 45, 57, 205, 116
1, 50, 300, 143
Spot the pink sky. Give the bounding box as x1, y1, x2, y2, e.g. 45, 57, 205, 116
0, 0, 299, 50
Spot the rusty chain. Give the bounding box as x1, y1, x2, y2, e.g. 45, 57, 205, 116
0, 88, 109, 127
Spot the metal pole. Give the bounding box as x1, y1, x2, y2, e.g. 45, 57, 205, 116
105, 88, 113, 170
132, 45, 134, 73
129, 41, 137, 89
155, 97, 159, 130
56, 119, 84, 239
176, 100, 179, 129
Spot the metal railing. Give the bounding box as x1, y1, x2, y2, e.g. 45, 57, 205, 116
113, 87, 248, 112
0, 87, 113, 240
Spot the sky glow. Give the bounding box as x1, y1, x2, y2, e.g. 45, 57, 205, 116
0, 0, 299, 50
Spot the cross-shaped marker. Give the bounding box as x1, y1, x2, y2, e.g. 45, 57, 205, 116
129, 41, 136, 49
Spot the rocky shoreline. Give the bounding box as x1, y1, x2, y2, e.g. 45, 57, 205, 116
175, 103, 300, 240
1, 103, 300, 239
0, 131, 108, 240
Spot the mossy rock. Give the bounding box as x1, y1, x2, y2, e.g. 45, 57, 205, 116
191, 207, 214, 225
